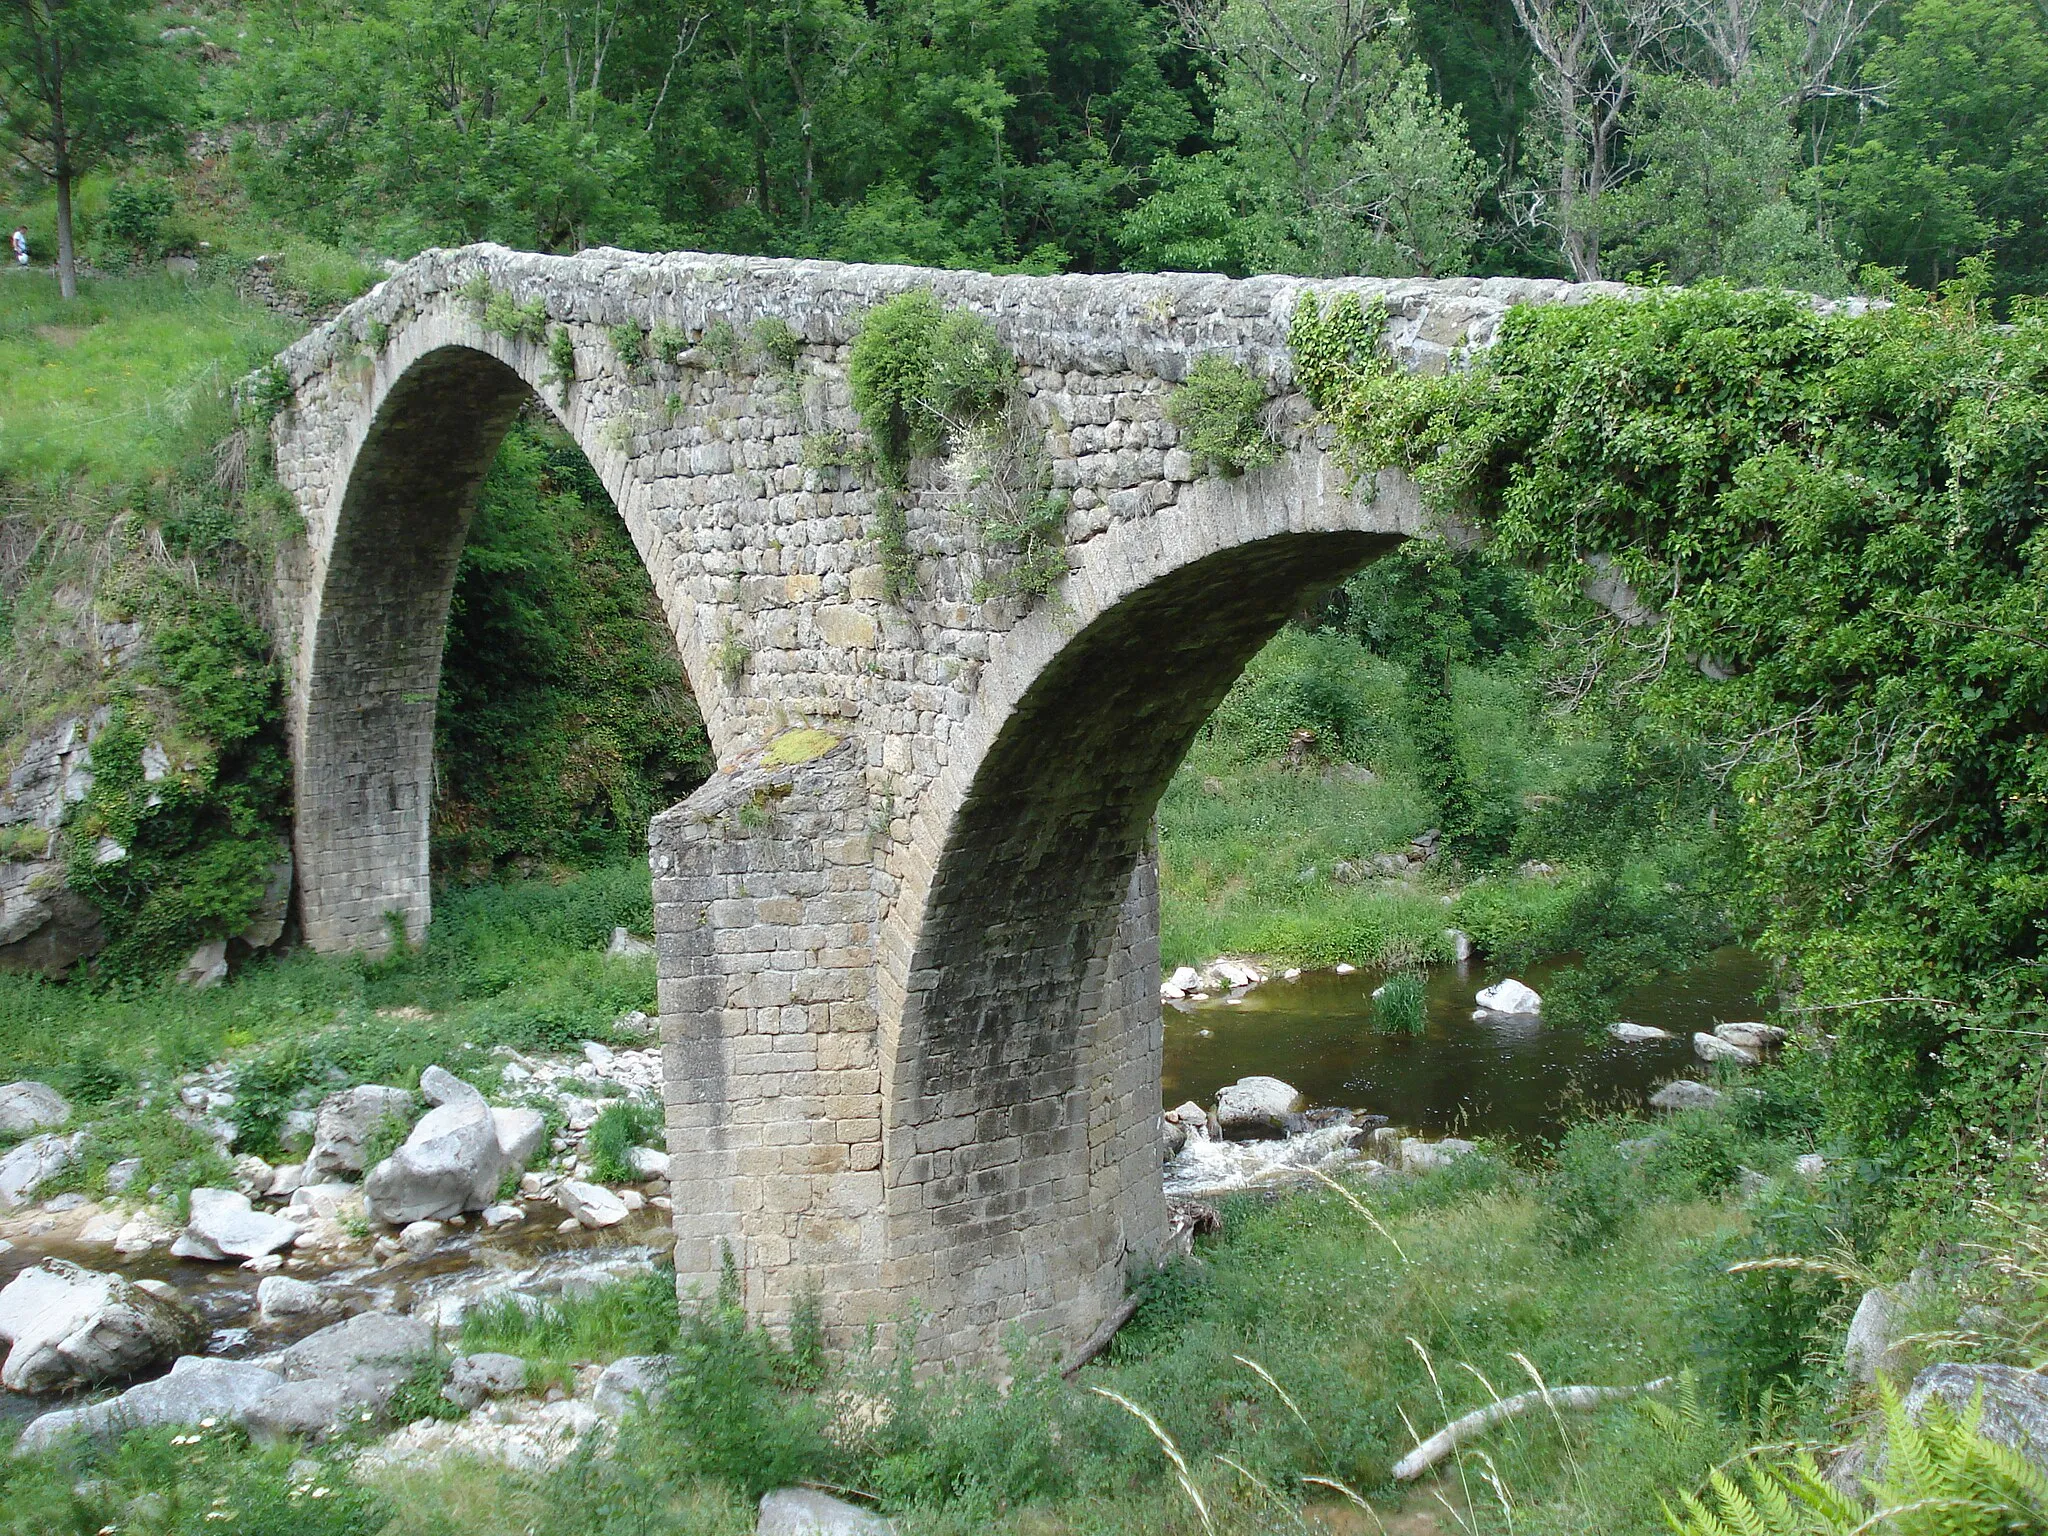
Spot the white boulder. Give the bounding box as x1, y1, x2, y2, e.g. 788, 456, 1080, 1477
256, 1275, 340, 1324
177, 940, 228, 989
0, 1259, 203, 1392
171, 1188, 300, 1262
1648, 1079, 1722, 1111
1214, 1076, 1304, 1136
593, 1354, 674, 1419
557, 1180, 629, 1228
1475, 978, 1542, 1015
607, 927, 655, 959
0, 1081, 69, 1136
0, 1131, 74, 1209
1715, 1021, 1787, 1050
1608, 1021, 1673, 1042
1401, 1137, 1478, 1174
304, 1084, 416, 1181
18, 1356, 283, 1451
626, 1146, 669, 1180
1693, 1032, 1757, 1065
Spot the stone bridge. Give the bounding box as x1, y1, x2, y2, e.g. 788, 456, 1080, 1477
266, 245, 1620, 1361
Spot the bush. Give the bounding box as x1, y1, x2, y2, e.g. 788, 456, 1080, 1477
588, 1099, 663, 1183
1543, 1122, 1642, 1253
1166, 356, 1277, 475
848, 290, 943, 484
1371, 968, 1426, 1033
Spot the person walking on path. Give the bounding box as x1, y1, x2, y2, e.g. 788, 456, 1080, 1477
10, 228, 26, 266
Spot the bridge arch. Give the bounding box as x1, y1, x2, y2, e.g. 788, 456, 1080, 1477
284, 299, 728, 953
867, 461, 1423, 1354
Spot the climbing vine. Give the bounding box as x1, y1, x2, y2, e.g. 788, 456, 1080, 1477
847, 291, 1068, 603
1301, 274, 2048, 1174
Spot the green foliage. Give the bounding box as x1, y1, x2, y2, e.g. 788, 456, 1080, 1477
384, 1352, 465, 1424
65, 593, 291, 978
1123, 4, 1485, 278
1371, 967, 1426, 1033
1320, 283, 2048, 1172
1543, 1122, 1642, 1254
0, 1426, 384, 1536
1821, 0, 2048, 301
713, 617, 750, 684
432, 418, 711, 878
874, 491, 916, 603
750, 315, 801, 371
462, 1267, 681, 1384
1667, 1384, 2048, 1534
483, 289, 550, 343
649, 323, 689, 366
645, 1287, 836, 1500
608, 321, 648, 370
587, 1098, 663, 1183
848, 290, 943, 486
702, 318, 741, 374
1288, 292, 1387, 412
96, 177, 181, 262
1165, 357, 1277, 476
544, 325, 577, 396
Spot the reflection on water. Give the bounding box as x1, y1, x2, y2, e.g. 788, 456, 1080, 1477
1160, 946, 1767, 1142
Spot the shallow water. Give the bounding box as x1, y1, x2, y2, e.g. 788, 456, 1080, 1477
1160, 946, 1767, 1142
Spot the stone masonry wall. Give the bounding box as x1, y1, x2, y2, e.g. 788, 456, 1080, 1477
270, 244, 1629, 1358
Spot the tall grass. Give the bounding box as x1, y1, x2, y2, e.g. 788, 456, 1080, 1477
0, 269, 293, 483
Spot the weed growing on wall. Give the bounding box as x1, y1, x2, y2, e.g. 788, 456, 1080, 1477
849, 291, 1064, 602
483, 290, 549, 344
1165, 356, 1278, 475
544, 326, 576, 396
751, 315, 802, 371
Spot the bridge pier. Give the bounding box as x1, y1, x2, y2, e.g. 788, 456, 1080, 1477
652, 738, 1165, 1358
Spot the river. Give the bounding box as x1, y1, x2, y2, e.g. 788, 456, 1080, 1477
1160, 946, 1767, 1142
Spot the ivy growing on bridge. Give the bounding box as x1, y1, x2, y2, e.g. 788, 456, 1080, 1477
1297, 277, 2048, 1183
847, 291, 1069, 603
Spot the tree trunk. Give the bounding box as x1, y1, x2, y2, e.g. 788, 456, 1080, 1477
54, 168, 77, 300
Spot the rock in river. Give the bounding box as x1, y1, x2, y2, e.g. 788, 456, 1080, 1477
1475, 978, 1542, 1015
1214, 1076, 1304, 1137
1648, 1079, 1722, 1111
1608, 1021, 1673, 1042
171, 1188, 300, 1262
1693, 1031, 1757, 1065
0, 1259, 204, 1392
304, 1084, 417, 1182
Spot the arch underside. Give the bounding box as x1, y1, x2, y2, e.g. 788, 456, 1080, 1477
887, 528, 1396, 1347
293, 346, 554, 952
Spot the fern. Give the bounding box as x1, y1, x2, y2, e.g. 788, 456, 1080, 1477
1665, 1383, 2048, 1536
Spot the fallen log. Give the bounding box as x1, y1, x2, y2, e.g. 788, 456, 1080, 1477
1392, 1377, 1674, 1481
1061, 1295, 1144, 1378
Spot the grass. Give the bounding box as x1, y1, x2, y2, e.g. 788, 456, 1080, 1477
0, 1081, 1881, 1536
0, 267, 294, 483
1157, 630, 1607, 972
461, 1265, 684, 1389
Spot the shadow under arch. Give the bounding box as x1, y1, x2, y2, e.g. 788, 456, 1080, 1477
883, 526, 1400, 1347
292, 341, 702, 953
